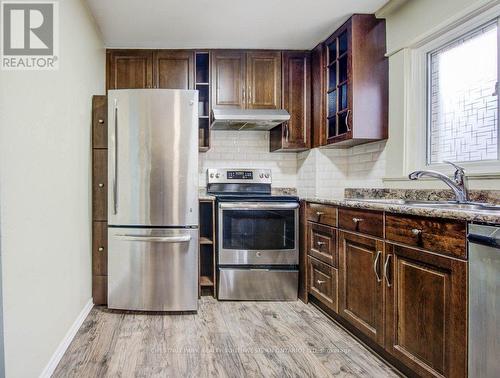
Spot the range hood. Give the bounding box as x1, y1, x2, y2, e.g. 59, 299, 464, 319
210, 108, 290, 131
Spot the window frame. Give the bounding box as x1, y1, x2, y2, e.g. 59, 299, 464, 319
406, 5, 500, 176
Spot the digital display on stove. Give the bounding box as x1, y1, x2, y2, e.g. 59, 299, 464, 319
227, 171, 253, 180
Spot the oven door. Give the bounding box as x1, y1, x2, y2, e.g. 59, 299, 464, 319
218, 202, 299, 265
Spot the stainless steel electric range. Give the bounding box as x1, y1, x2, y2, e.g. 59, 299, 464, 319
207, 168, 299, 301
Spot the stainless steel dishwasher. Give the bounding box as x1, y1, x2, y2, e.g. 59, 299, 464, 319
467, 224, 500, 377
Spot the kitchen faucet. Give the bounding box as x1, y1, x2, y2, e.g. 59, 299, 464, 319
408, 161, 469, 202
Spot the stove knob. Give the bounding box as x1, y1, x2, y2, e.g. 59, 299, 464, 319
259, 173, 264, 178
265, 173, 270, 178
209, 173, 214, 178
215, 173, 220, 178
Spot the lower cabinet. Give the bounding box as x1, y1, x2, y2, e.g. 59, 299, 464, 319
384, 243, 467, 378
306, 203, 468, 378
308, 256, 337, 312
338, 231, 385, 345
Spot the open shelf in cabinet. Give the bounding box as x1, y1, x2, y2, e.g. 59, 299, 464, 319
196, 52, 211, 152
199, 200, 215, 297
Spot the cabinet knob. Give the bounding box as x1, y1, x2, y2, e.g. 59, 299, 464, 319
316, 241, 326, 247
98, 118, 104, 124
316, 211, 324, 216
98, 183, 104, 188
411, 228, 422, 236
352, 217, 363, 224
316, 280, 326, 285
98, 247, 104, 252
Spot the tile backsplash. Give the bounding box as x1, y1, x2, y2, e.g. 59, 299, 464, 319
199, 131, 298, 188
297, 141, 387, 199
199, 130, 387, 199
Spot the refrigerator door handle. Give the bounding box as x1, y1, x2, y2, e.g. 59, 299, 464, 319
115, 234, 192, 243
112, 99, 118, 215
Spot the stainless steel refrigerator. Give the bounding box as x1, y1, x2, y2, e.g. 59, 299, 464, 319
107, 89, 199, 311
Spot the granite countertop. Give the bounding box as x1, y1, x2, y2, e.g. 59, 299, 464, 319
303, 195, 500, 225
199, 186, 500, 224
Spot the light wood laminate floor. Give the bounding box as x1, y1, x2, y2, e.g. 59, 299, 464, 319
54, 297, 399, 377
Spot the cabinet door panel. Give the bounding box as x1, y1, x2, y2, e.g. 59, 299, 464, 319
92, 221, 107, 276
107, 50, 153, 89
385, 243, 467, 378
92, 96, 107, 149
155, 50, 194, 89
246, 51, 281, 109
281, 51, 310, 150
211, 51, 245, 108
92, 149, 107, 221
339, 231, 384, 344
311, 44, 326, 147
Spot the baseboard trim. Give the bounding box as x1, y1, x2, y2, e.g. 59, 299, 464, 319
39, 299, 94, 378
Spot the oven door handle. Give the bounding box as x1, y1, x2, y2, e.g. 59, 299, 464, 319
219, 202, 299, 210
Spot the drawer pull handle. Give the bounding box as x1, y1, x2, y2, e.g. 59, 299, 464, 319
352, 217, 363, 224
373, 250, 382, 282
98, 247, 104, 252
98, 183, 104, 188
411, 228, 422, 236
316, 211, 324, 216
98, 118, 105, 124
316, 280, 326, 285
383, 254, 392, 287
316, 241, 326, 247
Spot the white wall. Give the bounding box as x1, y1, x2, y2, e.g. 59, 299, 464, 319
199, 131, 298, 188
0, 0, 105, 376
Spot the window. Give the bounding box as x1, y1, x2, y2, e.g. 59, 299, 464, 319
427, 21, 499, 164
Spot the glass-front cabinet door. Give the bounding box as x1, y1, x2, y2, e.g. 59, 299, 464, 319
325, 21, 352, 142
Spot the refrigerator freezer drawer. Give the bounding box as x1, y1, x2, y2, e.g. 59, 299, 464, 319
218, 268, 298, 301
108, 227, 198, 311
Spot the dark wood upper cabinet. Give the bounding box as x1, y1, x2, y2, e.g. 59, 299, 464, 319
211, 50, 281, 110
384, 243, 467, 378
246, 51, 281, 109
270, 51, 311, 152
211, 50, 246, 109
154, 50, 194, 89
338, 231, 385, 345
107, 50, 154, 89
315, 14, 388, 147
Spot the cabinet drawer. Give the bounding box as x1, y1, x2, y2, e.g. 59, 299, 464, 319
385, 213, 467, 258
308, 222, 337, 267
308, 256, 338, 312
92, 149, 107, 221
338, 207, 383, 238
92, 96, 107, 148
306, 202, 337, 227
92, 221, 107, 276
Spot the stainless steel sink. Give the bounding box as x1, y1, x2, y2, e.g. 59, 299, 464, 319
405, 201, 500, 211
344, 198, 406, 205
346, 198, 500, 211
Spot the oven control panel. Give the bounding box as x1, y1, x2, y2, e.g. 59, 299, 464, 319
207, 168, 272, 184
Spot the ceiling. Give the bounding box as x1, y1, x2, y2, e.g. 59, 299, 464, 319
85, 0, 388, 50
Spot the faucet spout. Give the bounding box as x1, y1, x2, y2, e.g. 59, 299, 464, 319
408, 163, 468, 202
